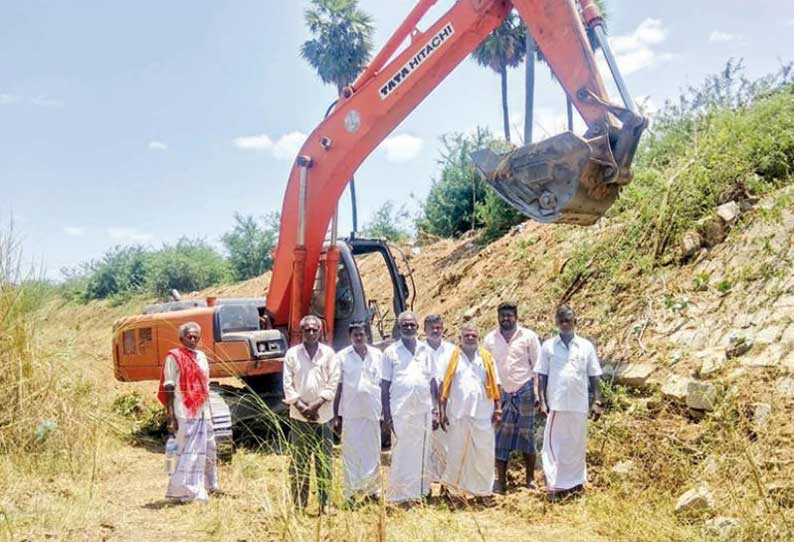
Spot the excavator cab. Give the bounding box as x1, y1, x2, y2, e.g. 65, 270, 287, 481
309, 237, 411, 350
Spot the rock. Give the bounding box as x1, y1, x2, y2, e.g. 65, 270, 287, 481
751, 403, 771, 433
687, 381, 718, 411
755, 325, 784, 345
716, 201, 740, 225
725, 334, 753, 359
700, 456, 720, 477
697, 215, 726, 247
766, 481, 794, 507
675, 485, 715, 516
704, 516, 740, 539
741, 344, 782, 369
605, 363, 657, 388
697, 348, 727, 377
462, 307, 480, 320
680, 231, 703, 258
662, 375, 691, 404
776, 378, 794, 398
611, 460, 635, 478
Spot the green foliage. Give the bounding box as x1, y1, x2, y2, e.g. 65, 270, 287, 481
549, 61, 794, 306
362, 201, 411, 241
301, 0, 374, 94
221, 212, 278, 281
418, 127, 523, 240
471, 12, 526, 73
144, 238, 231, 299
64, 238, 230, 302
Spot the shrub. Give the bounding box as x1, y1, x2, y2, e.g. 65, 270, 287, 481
362, 201, 412, 241
144, 238, 231, 298
221, 212, 278, 281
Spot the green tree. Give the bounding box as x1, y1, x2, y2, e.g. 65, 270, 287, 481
145, 238, 231, 299
472, 12, 527, 142
418, 128, 523, 239
301, 0, 375, 231
301, 0, 375, 96
362, 201, 411, 242
221, 212, 278, 281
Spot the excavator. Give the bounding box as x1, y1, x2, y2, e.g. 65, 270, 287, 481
112, 0, 646, 451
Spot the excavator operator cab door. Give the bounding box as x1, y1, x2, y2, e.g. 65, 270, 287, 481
310, 241, 369, 350
348, 237, 411, 349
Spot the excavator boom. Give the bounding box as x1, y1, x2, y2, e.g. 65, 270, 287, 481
266, 0, 647, 341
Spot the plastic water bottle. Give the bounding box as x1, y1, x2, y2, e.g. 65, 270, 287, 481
165, 435, 178, 475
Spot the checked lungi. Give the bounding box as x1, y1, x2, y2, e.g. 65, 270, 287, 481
495, 380, 536, 461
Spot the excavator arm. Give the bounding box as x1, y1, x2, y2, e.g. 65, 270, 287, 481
265, 0, 647, 343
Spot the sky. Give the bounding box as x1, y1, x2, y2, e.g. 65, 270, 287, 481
3, 0, 794, 279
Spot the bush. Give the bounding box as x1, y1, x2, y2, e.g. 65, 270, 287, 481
362, 201, 412, 241
221, 212, 279, 281
144, 238, 231, 298
417, 127, 523, 240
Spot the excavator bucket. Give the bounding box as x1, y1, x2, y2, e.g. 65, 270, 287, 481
472, 131, 624, 226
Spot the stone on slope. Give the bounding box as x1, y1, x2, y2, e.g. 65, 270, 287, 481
675, 485, 715, 516
776, 378, 794, 399
725, 334, 753, 359
662, 375, 691, 404
716, 201, 740, 225
605, 363, 657, 388
751, 403, 771, 434
704, 516, 740, 539
687, 381, 718, 411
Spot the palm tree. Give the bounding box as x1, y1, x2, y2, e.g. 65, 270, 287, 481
301, 0, 374, 232
472, 12, 527, 142
523, 0, 608, 137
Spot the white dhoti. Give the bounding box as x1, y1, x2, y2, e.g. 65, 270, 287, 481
541, 410, 588, 491
342, 417, 381, 497
387, 412, 433, 502
442, 416, 495, 496
430, 425, 448, 483
166, 414, 218, 502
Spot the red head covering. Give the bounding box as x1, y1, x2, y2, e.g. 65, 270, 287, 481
157, 347, 209, 417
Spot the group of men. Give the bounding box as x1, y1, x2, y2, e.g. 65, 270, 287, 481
281, 302, 603, 512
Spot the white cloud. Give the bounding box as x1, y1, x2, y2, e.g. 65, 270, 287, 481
0, 93, 19, 105
787, 18, 794, 26
709, 31, 737, 43
30, 96, 63, 108
64, 227, 85, 237
382, 133, 423, 162
606, 18, 672, 75
148, 141, 168, 151
107, 227, 153, 243
233, 131, 306, 160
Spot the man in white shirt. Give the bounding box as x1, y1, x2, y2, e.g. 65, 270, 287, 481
333, 321, 384, 501
535, 305, 603, 499
439, 322, 502, 499
381, 311, 436, 504
423, 314, 455, 486
282, 315, 340, 513
483, 302, 541, 494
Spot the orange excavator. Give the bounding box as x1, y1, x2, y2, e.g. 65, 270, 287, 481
112, 0, 646, 448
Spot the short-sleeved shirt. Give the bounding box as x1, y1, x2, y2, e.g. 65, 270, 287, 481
337, 345, 383, 420
282, 343, 340, 423
444, 349, 500, 422
382, 340, 435, 416
483, 326, 541, 393
534, 335, 602, 414
163, 349, 211, 419
428, 340, 456, 381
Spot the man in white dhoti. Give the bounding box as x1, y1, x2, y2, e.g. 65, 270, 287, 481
423, 314, 455, 486
438, 322, 501, 499
333, 322, 384, 501
535, 306, 603, 499
158, 322, 219, 503
381, 311, 437, 505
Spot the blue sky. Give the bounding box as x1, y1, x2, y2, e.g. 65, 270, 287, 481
3, 0, 794, 278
